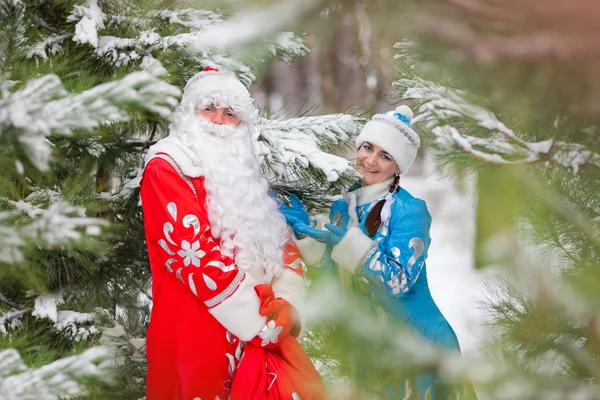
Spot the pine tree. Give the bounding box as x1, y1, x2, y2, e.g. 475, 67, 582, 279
0, 0, 361, 398
388, 0, 600, 398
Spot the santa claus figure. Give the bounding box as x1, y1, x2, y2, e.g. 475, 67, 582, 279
140, 68, 325, 400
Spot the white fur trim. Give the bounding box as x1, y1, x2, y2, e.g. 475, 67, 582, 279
145, 137, 204, 177
208, 272, 266, 341
182, 71, 251, 107
353, 178, 394, 206
331, 226, 374, 274
343, 191, 359, 227
356, 115, 419, 176
295, 236, 327, 266
272, 269, 306, 336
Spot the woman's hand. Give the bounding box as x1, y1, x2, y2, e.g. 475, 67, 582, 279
279, 195, 311, 226
291, 222, 347, 245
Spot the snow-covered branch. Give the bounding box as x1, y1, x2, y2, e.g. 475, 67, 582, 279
258, 113, 362, 182
0, 72, 180, 170
98, 321, 147, 360
105, 8, 221, 31
395, 75, 600, 172
27, 34, 71, 60
2, 190, 110, 263
186, 0, 320, 52
0, 309, 27, 336
0, 347, 114, 400
0, 210, 25, 264
0, 0, 26, 66
67, 0, 105, 48
20, 200, 107, 247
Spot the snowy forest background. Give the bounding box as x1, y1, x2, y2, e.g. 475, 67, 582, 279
1, 0, 599, 399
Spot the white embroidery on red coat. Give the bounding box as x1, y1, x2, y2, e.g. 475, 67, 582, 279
224, 331, 243, 394
158, 202, 216, 293
206, 260, 236, 272
202, 273, 217, 290
178, 239, 205, 267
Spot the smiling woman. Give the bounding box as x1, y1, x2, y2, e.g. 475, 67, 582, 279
356, 141, 400, 185
280, 105, 476, 399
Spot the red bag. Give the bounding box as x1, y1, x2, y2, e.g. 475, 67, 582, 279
230, 337, 327, 400
230, 284, 327, 399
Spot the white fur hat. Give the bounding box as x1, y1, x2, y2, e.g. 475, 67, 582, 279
355, 105, 420, 176
180, 67, 256, 122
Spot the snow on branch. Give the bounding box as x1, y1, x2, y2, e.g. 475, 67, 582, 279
202, 54, 256, 88
270, 32, 308, 63
186, 0, 320, 52
67, 0, 106, 48
2, 189, 110, 263
54, 310, 98, 342
199, 34, 306, 87
20, 200, 107, 247
31, 292, 64, 323
4, 291, 99, 342
153, 8, 221, 30
95, 31, 195, 67
0, 0, 26, 65
27, 34, 71, 60
106, 7, 221, 31
258, 113, 362, 182
0, 309, 27, 336
31, 292, 99, 341
0, 346, 114, 399
94, 29, 304, 86
395, 76, 600, 172
0, 72, 180, 170
0, 210, 24, 264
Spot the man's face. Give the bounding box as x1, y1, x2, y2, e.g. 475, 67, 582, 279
195, 104, 241, 126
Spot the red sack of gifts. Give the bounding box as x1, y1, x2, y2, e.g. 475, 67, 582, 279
230, 336, 327, 400
230, 284, 327, 400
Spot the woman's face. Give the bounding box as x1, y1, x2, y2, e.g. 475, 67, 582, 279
195, 104, 241, 126
356, 142, 400, 186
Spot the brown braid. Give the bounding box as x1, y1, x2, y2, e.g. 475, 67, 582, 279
364, 174, 400, 237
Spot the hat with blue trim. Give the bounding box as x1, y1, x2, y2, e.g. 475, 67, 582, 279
355, 105, 420, 176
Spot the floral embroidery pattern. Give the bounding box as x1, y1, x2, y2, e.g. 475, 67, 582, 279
259, 320, 283, 346
158, 202, 213, 292
178, 240, 205, 267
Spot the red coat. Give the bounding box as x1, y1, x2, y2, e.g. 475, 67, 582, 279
141, 154, 316, 400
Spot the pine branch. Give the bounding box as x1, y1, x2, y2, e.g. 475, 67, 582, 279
98, 318, 147, 359
186, 0, 324, 53
66, 0, 106, 48
0, 72, 180, 170
395, 75, 600, 172
27, 34, 71, 60
0, 0, 26, 72
2, 195, 110, 265
0, 347, 114, 399
0, 309, 28, 336
258, 113, 361, 184
0, 210, 24, 264
0, 292, 17, 308
105, 7, 222, 31
511, 170, 600, 251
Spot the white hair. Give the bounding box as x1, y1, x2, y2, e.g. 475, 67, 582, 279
169, 105, 288, 282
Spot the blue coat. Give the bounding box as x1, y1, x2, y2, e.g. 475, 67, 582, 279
320, 184, 463, 399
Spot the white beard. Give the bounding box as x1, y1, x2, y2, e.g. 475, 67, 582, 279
173, 114, 288, 282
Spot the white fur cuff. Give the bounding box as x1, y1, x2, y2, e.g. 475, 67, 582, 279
331, 227, 374, 274
295, 236, 327, 266
208, 273, 266, 341
272, 269, 306, 336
